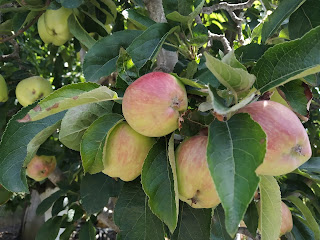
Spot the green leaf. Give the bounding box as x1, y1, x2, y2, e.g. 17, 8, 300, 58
253, 26, 320, 93
60, 224, 76, 240
207, 113, 266, 236
127, 23, 175, 69
24, 121, 61, 167
116, 48, 139, 85
59, 101, 114, 151
299, 157, 320, 174
171, 202, 212, 240
37, 190, 67, 216
0, 185, 13, 205
19, 83, 117, 122
258, 176, 282, 240
80, 173, 123, 214
211, 205, 233, 240
243, 201, 259, 237
57, 0, 84, 8
286, 195, 320, 239
126, 9, 156, 30
289, 0, 320, 39
0, 104, 65, 193
291, 215, 315, 240
204, 52, 256, 95
35, 216, 63, 240
68, 14, 96, 49
141, 139, 178, 233
80, 114, 123, 174
79, 220, 96, 240
83, 30, 142, 82
166, 0, 205, 27
235, 43, 270, 64
114, 179, 165, 240
198, 85, 257, 117
261, 0, 306, 43
221, 50, 246, 70
171, 73, 206, 89
279, 80, 311, 117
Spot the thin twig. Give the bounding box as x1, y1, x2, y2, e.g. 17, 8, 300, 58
0, 11, 44, 43
208, 31, 232, 54
238, 227, 255, 239
201, 0, 256, 14
0, 39, 20, 60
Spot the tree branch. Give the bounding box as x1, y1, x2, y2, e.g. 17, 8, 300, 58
208, 31, 232, 54
201, 0, 255, 45
0, 39, 20, 61
0, 11, 43, 43
201, 0, 256, 14
238, 227, 255, 239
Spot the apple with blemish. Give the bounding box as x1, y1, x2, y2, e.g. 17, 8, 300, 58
122, 72, 188, 137
16, 76, 53, 107
102, 122, 155, 181
238, 100, 312, 176
38, 7, 73, 46
26, 155, 57, 181
0, 74, 8, 103
176, 135, 220, 208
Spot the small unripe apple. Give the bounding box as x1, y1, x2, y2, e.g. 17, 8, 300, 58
26, 155, 57, 181
122, 72, 188, 137
0, 74, 8, 103
102, 122, 155, 181
280, 201, 293, 236
176, 135, 220, 208
16, 76, 53, 107
238, 100, 312, 176
38, 7, 73, 46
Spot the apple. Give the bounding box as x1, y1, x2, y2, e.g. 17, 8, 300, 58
26, 155, 57, 181
122, 72, 188, 137
102, 122, 155, 181
280, 201, 293, 236
238, 100, 312, 176
0, 74, 8, 103
175, 135, 220, 208
16, 76, 53, 107
38, 7, 73, 46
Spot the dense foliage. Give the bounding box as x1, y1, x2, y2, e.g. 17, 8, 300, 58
0, 0, 320, 239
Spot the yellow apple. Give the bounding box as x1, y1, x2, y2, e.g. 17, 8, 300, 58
38, 7, 73, 46
16, 76, 53, 107
102, 122, 155, 181
0, 74, 8, 102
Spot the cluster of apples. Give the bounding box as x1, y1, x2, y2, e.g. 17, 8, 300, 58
102, 72, 310, 236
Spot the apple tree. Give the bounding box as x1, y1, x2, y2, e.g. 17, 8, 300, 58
0, 0, 320, 239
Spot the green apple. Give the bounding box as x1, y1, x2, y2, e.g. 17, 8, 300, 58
26, 155, 57, 181
38, 7, 73, 46
16, 76, 53, 107
0, 74, 8, 102
102, 122, 155, 181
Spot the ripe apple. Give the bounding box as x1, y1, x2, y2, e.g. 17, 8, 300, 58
102, 122, 155, 181
0, 74, 8, 103
122, 72, 188, 137
38, 7, 73, 46
26, 155, 57, 181
175, 135, 220, 208
238, 100, 312, 176
280, 201, 293, 236
16, 76, 53, 107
